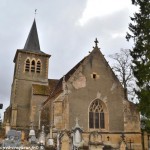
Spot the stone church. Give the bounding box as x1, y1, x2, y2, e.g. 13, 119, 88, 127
4, 20, 143, 149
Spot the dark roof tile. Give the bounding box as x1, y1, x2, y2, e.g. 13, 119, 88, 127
24, 19, 41, 52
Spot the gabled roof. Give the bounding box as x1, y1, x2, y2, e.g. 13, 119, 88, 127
42, 55, 88, 106
51, 56, 87, 96
42, 42, 101, 106
42, 39, 125, 106
24, 19, 41, 52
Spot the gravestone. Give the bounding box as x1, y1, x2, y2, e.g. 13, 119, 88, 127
120, 141, 126, 150
61, 132, 70, 150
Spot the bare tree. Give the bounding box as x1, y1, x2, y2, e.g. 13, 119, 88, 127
109, 49, 136, 101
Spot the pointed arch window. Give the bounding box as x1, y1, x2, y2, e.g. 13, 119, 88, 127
89, 99, 105, 129
31, 60, 35, 72
36, 60, 41, 73
25, 59, 30, 72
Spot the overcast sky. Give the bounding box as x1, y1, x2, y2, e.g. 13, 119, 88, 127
0, 0, 136, 117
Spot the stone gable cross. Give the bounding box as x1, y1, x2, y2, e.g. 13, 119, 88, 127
94, 38, 99, 47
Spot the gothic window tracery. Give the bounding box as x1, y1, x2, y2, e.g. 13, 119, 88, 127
24, 58, 42, 73
89, 99, 105, 129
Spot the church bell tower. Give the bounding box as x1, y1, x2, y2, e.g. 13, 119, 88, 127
10, 19, 50, 129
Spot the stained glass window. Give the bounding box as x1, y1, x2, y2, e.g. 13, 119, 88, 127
89, 99, 105, 129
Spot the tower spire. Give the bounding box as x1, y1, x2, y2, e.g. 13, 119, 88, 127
24, 19, 41, 52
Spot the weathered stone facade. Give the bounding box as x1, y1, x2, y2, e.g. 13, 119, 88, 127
3, 20, 143, 149
3, 20, 51, 130
41, 45, 142, 149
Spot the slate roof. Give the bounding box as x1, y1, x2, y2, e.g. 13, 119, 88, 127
14, 20, 51, 62
24, 19, 41, 52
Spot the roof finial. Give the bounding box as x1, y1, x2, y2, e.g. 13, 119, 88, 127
35, 9, 37, 18
94, 38, 99, 48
